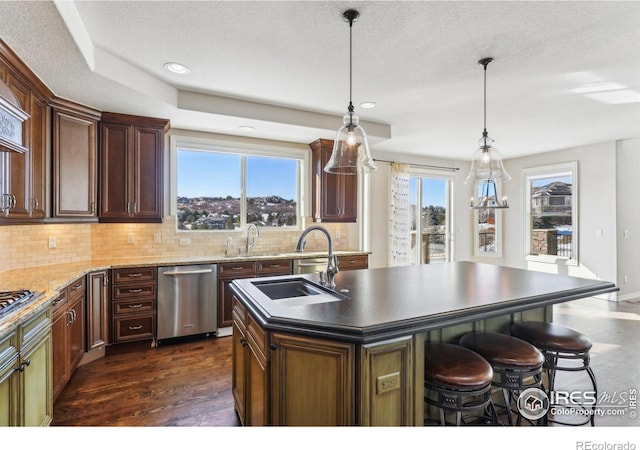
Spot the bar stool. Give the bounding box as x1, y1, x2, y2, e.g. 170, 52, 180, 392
424, 342, 496, 426
459, 332, 545, 425
511, 321, 597, 426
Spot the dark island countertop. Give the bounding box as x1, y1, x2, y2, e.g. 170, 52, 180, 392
230, 261, 618, 344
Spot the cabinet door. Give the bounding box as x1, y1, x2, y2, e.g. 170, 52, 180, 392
231, 320, 248, 425
68, 295, 85, 372
3, 73, 31, 219
309, 139, 357, 223
0, 356, 19, 426
87, 271, 109, 350
131, 125, 163, 220
20, 330, 53, 427
51, 303, 69, 402
29, 95, 47, 218
270, 332, 355, 425
100, 121, 131, 219
53, 106, 98, 218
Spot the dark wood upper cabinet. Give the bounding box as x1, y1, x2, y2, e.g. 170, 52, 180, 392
309, 139, 358, 223
0, 40, 52, 223
99, 112, 169, 223
51, 98, 101, 220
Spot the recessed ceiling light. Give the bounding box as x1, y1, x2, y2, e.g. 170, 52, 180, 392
360, 101, 376, 109
239, 125, 255, 132
163, 62, 190, 74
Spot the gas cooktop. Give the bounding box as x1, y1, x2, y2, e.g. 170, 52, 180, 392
0, 289, 37, 316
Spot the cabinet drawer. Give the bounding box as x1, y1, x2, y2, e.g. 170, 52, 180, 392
18, 309, 51, 350
67, 277, 86, 301
112, 267, 156, 283
337, 255, 368, 271
113, 298, 155, 315
51, 290, 68, 314
219, 262, 256, 278
256, 259, 292, 276
113, 314, 155, 342
112, 282, 156, 300
232, 295, 247, 326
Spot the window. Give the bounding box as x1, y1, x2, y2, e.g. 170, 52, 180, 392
408, 175, 452, 264
175, 147, 301, 231
523, 162, 578, 263
473, 182, 503, 258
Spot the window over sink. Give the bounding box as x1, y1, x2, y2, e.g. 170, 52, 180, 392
172, 138, 305, 231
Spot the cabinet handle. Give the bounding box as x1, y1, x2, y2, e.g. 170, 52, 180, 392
10, 194, 16, 209
91, 201, 96, 213
66, 310, 73, 326
16, 359, 31, 373
270, 343, 279, 351
128, 303, 143, 309
128, 325, 143, 330
240, 337, 248, 347
231, 267, 244, 271
71, 283, 82, 291
127, 273, 143, 278
269, 264, 281, 268
32, 197, 39, 211
71, 309, 77, 323
128, 288, 143, 293
133, 203, 137, 214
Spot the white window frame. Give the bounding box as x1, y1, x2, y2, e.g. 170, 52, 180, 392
408, 168, 454, 264
522, 161, 579, 265
170, 134, 308, 232
473, 181, 503, 258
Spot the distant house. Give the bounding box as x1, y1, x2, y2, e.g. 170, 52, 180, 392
531, 181, 572, 214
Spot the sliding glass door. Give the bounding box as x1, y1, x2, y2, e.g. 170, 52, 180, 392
409, 175, 452, 264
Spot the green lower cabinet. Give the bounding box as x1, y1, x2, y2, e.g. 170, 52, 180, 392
20, 330, 52, 426
0, 307, 53, 427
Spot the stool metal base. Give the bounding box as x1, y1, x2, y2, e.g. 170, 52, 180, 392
491, 363, 544, 426
424, 381, 497, 426
542, 349, 597, 426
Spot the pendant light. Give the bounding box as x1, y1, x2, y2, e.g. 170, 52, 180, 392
465, 57, 511, 209
324, 9, 377, 175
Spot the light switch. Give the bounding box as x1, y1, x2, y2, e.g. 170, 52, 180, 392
596, 229, 603, 238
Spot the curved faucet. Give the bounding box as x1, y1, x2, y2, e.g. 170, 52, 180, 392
295, 225, 339, 288
246, 223, 260, 254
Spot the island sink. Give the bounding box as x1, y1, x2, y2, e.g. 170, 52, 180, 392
251, 278, 347, 306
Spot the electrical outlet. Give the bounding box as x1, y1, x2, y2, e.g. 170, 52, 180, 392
595, 229, 603, 238
48, 237, 57, 249
154, 232, 162, 244
624, 275, 628, 284
624, 229, 630, 239
127, 233, 135, 244
180, 238, 191, 246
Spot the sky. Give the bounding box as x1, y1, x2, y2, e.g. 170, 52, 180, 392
177, 149, 297, 200
409, 177, 447, 207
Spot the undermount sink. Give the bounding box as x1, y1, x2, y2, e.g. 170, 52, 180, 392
251, 278, 347, 307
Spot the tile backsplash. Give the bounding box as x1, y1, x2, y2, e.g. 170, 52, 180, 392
1, 217, 358, 271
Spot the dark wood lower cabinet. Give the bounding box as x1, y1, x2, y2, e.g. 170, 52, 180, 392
110, 267, 157, 344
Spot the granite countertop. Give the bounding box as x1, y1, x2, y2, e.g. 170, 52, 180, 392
231, 261, 619, 344
0, 251, 368, 339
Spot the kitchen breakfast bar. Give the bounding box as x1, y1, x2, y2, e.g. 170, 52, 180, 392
229, 261, 618, 426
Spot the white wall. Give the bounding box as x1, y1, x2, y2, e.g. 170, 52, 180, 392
616, 138, 640, 301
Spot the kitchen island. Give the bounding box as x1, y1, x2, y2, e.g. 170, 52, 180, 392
229, 261, 617, 426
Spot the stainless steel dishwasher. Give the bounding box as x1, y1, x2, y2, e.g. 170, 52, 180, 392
157, 264, 217, 341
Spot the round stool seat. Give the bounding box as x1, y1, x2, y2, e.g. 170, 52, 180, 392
460, 332, 544, 368
425, 343, 493, 389
511, 321, 592, 353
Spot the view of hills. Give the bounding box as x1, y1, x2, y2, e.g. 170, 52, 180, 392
177, 195, 297, 230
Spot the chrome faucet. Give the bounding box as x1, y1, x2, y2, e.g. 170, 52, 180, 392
295, 225, 339, 288
225, 237, 233, 256
246, 223, 260, 254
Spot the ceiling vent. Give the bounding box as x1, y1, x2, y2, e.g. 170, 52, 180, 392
0, 78, 29, 153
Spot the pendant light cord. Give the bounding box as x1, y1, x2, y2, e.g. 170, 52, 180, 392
348, 15, 354, 113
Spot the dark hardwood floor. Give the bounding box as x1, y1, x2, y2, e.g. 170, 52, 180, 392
52, 297, 640, 427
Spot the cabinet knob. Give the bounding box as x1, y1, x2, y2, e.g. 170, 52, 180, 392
270, 343, 279, 351
240, 337, 248, 347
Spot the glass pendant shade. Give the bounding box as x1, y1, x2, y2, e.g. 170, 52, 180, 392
325, 110, 377, 174
464, 133, 512, 184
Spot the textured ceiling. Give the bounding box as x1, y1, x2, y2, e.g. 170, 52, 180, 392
0, 1, 639, 161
